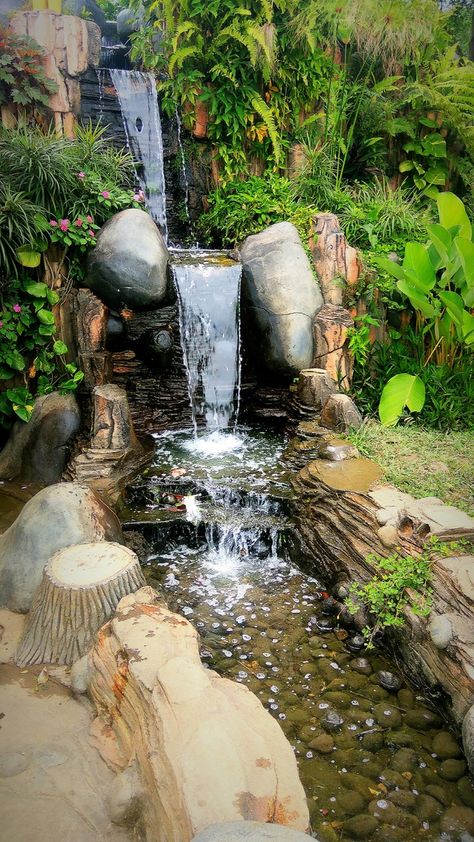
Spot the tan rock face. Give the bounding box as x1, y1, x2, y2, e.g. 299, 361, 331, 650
309, 213, 360, 306
312, 304, 354, 387
88, 587, 309, 841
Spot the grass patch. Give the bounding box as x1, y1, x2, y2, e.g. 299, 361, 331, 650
347, 421, 474, 517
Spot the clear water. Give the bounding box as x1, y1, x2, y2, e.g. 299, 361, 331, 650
171, 253, 242, 434
109, 69, 168, 237
124, 425, 474, 842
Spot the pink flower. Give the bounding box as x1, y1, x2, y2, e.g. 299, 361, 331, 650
59, 219, 70, 232
89, 230, 96, 237
12, 304, 21, 314
49, 219, 58, 227
101, 191, 110, 199
86, 215, 94, 223
133, 189, 145, 202
77, 172, 85, 179
74, 217, 83, 227
0, 321, 3, 329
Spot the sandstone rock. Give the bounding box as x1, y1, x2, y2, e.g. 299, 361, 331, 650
296, 369, 337, 410
70, 653, 91, 695
377, 524, 398, 548
191, 823, 312, 841
303, 457, 382, 494
0, 483, 122, 613
321, 393, 363, 432
87, 209, 169, 310
108, 763, 144, 826
312, 304, 354, 387
240, 222, 323, 375
0, 392, 80, 486
88, 587, 309, 841
309, 213, 359, 306
317, 438, 358, 461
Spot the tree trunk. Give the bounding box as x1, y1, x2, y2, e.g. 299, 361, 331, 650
15, 542, 145, 667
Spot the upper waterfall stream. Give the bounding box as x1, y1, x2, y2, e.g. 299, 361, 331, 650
109, 69, 168, 237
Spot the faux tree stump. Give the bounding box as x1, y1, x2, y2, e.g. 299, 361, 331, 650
15, 542, 146, 667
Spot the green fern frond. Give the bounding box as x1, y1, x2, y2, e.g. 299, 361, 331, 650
251, 94, 281, 163
260, 0, 273, 23
215, 24, 258, 67
171, 21, 199, 52
169, 45, 200, 76
209, 63, 237, 84
247, 22, 276, 71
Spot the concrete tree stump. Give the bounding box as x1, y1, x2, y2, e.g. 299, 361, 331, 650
296, 368, 337, 410
92, 383, 138, 450
15, 542, 145, 667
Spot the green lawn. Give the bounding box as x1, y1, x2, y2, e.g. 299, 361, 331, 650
347, 422, 474, 517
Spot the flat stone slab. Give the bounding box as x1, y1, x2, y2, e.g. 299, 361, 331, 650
191, 821, 311, 841
306, 457, 382, 493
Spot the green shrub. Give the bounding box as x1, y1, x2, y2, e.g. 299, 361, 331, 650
0, 276, 83, 426
197, 174, 317, 248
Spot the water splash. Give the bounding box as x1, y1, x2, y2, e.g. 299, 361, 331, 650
109, 69, 168, 238
171, 253, 242, 434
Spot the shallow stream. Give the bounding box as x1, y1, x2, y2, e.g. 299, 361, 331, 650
122, 425, 474, 842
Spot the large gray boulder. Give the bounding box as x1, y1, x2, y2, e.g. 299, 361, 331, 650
240, 222, 323, 376
192, 823, 312, 841
0, 392, 80, 486
0, 483, 123, 613
87, 209, 169, 310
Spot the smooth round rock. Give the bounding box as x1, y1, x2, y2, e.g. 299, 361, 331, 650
87, 209, 169, 310
432, 730, 461, 759
404, 708, 442, 731
373, 703, 402, 729
346, 634, 366, 653
350, 657, 372, 675
440, 805, 474, 838
439, 758, 467, 781
240, 221, 323, 375
337, 790, 366, 815
458, 777, 474, 809
309, 734, 334, 754
377, 671, 402, 692
342, 814, 378, 839
317, 440, 359, 462
191, 821, 313, 841
415, 794, 443, 822
390, 747, 417, 772
322, 710, 344, 732
428, 613, 454, 649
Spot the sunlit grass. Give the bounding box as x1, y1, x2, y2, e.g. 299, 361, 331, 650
347, 421, 474, 517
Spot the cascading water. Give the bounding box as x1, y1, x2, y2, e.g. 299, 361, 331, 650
171, 252, 242, 437
109, 69, 168, 238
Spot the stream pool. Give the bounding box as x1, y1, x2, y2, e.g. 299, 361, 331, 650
121, 426, 474, 842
